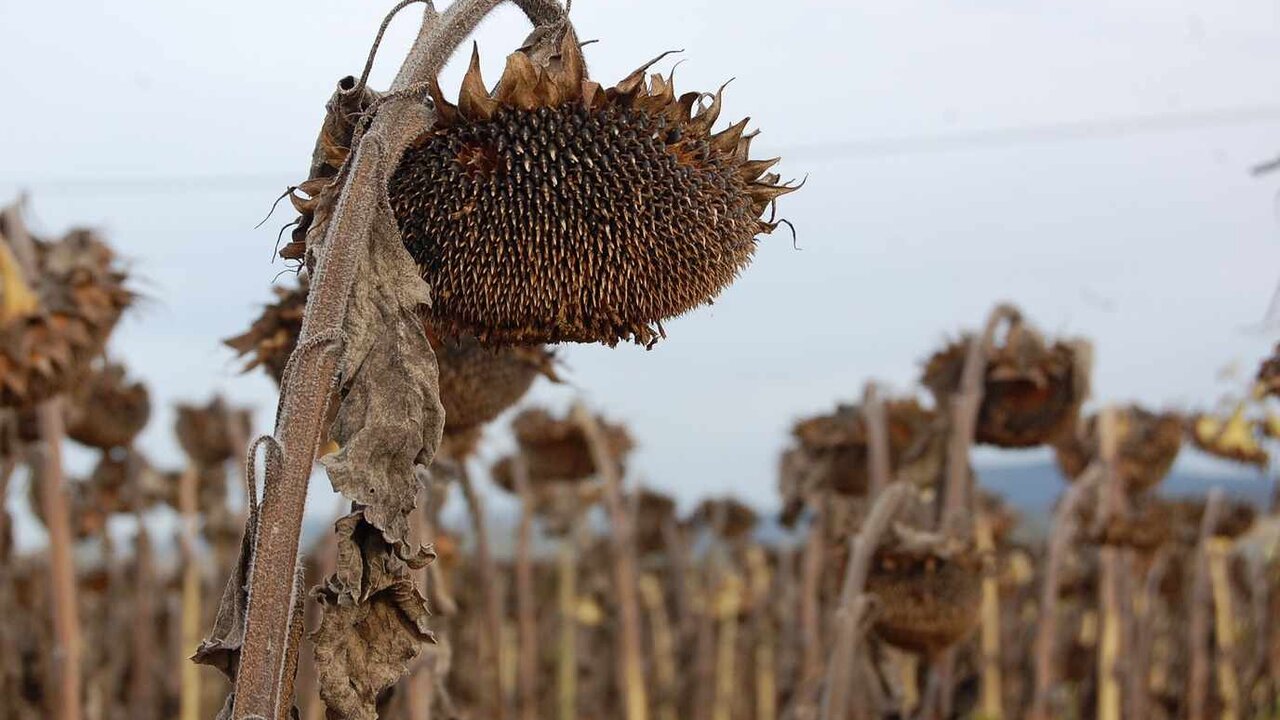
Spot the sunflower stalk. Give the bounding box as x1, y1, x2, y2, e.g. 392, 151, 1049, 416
639, 573, 678, 720
573, 402, 649, 720
513, 455, 539, 720
220, 2, 569, 717
1096, 406, 1127, 720
1028, 470, 1095, 720
1208, 535, 1241, 720
460, 462, 509, 720
4, 202, 84, 720
1188, 488, 1226, 720
975, 510, 1003, 720
558, 523, 580, 720
179, 465, 203, 720
747, 547, 777, 720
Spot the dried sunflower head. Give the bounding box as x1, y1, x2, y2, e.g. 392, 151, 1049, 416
1053, 405, 1182, 492
790, 398, 938, 497
226, 278, 557, 445
509, 407, 632, 483
865, 534, 982, 657
688, 497, 758, 541
386, 30, 799, 346
1188, 405, 1269, 468
1168, 497, 1257, 540
0, 226, 132, 409
1088, 495, 1173, 553
174, 397, 252, 467
923, 322, 1090, 448
632, 488, 677, 555
64, 360, 151, 451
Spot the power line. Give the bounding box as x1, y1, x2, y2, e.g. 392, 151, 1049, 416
3, 103, 1280, 196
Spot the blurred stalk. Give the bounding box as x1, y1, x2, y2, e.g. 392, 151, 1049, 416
975, 510, 1003, 720
178, 465, 202, 720
712, 572, 741, 720
1096, 406, 1124, 720
640, 573, 677, 720
747, 547, 776, 720
573, 403, 649, 720
513, 456, 538, 720
1208, 536, 1240, 720
558, 524, 579, 720
1188, 489, 1226, 720
460, 463, 509, 720
34, 401, 83, 720
130, 513, 156, 720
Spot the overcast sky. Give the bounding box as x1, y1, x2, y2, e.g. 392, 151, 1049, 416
3, 0, 1280, 524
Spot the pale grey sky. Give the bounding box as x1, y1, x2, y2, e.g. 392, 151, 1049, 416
2, 0, 1280, 522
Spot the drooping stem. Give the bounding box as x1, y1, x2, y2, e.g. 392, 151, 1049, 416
513, 455, 539, 720
33, 401, 82, 720
573, 402, 649, 720
819, 482, 911, 720
942, 303, 1020, 536
229, 2, 568, 715
1187, 488, 1226, 720
460, 462, 509, 720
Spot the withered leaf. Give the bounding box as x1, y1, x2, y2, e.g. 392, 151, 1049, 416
321, 196, 445, 552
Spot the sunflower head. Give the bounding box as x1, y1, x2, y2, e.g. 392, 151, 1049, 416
789, 398, 938, 497
923, 324, 1090, 448
65, 361, 151, 451
388, 29, 799, 346
1053, 405, 1182, 491
509, 407, 632, 483
0, 226, 132, 409
866, 540, 982, 657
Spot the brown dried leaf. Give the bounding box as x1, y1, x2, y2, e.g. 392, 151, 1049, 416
321, 197, 445, 551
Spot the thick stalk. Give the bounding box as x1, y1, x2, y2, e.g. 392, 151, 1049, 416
1208, 536, 1240, 720
179, 465, 202, 720
1128, 551, 1167, 720
34, 401, 82, 720
1188, 489, 1226, 720
747, 548, 777, 720
513, 456, 538, 720
558, 527, 579, 720
573, 403, 649, 720
460, 463, 508, 720
230, 1, 568, 715
820, 483, 910, 720
861, 383, 890, 498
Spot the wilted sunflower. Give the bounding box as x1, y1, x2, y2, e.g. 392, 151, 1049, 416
1168, 497, 1257, 540
688, 497, 758, 541
386, 29, 799, 346
632, 488, 677, 554
1187, 405, 1269, 468
508, 407, 632, 483
1053, 405, 1182, 492
174, 397, 253, 467
865, 536, 982, 657
0, 226, 132, 409
1088, 495, 1173, 553
226, 277, 558, 443
64, 361, 151, 451
790, 398, 939, 496
923, 323, 1090, 448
